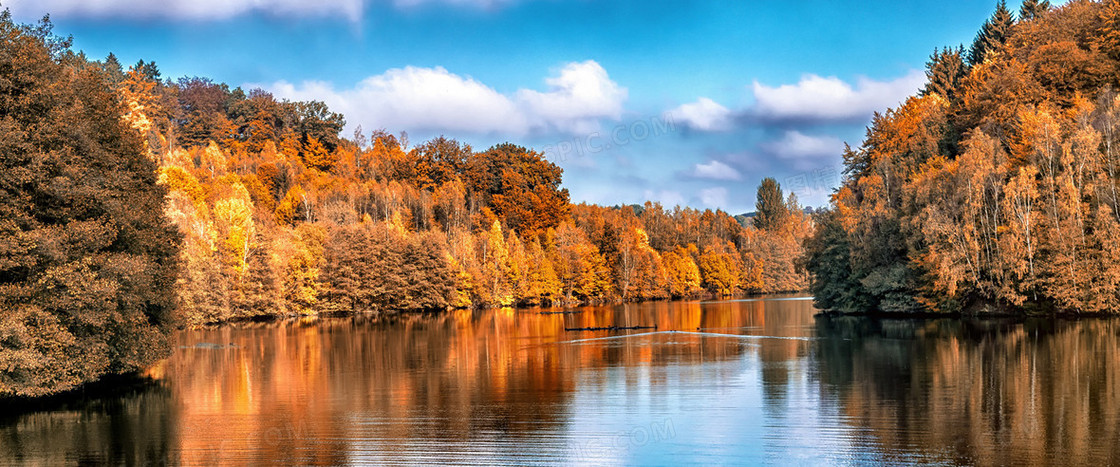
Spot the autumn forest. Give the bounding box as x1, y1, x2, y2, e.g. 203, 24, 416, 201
5, 0, 1120, 400
806, 0, 1120, 315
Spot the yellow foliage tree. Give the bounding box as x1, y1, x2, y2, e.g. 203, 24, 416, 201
663, 247, 702, 298
275, 184, 308, 226
281, 223, 324, 314
480, 221, 514, 306
550, 222, 611, 302
699, 244, 741, 296
213, 182, 255, 274
200, 140, 227, 177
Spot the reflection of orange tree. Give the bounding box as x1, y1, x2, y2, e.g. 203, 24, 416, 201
166, 323, 346, 465
812, 318, 1120, 465
156, 300, 816, 463
164, 311, 580, 463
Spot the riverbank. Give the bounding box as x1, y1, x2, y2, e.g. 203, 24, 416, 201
186, 290, 808, 327
812, 300, 1120, 320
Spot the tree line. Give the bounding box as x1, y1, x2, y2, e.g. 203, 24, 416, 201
109, 43, 814, 325
807, 0, 1120, 314
153, 104, 813, 323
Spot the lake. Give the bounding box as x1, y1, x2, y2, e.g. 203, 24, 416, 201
3, 296, 1120, 465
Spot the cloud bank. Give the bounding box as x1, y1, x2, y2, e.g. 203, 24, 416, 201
7, 0, 364, 21
260, 60, 627, 136
698, 187, 728, 208
751, 70, 926, 121
668, 69, 926, 132
761, 131, 845, 159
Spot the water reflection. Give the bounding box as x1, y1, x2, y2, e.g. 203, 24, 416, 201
0, 381, 176, 465
813, 316, 1120, 465
2, 298, 1119, 465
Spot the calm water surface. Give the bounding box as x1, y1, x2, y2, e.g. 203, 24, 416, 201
3, 296, 1120, 465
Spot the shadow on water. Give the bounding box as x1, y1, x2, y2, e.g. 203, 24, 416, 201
0, 374, 176, 465
0, 373, 164, 419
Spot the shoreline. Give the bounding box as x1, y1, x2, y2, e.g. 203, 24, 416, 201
187, 290, 811, 327
814, 309, 1120, 320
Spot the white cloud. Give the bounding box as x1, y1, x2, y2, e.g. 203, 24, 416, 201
690, 160, 741, 181
517, 60, 628, 134
699, 187, 728, 208
762, 131, 844, 159
259, 60, 626, 136
7, 0, 516, 21
751, 70, 926, 121
267, 67, 526, 135
668, 97, 732, 131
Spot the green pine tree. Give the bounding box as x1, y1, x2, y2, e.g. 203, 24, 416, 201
753, 178, 788, 232
968, 0, 1015, 66
921, 46, 967, 100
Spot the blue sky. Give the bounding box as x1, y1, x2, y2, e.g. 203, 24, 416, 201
10, 0, 1014, 213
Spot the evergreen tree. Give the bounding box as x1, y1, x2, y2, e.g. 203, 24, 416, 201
968, 1, 1015, 66
132, 59, 161, 82
841, 143, 870, 181
803, 210, 871, 313
921, 46, 967, 100
101, 52, 124, 85
1019, 0, 1050, 21
301, 136, 334, 171
753, 177, 788, 232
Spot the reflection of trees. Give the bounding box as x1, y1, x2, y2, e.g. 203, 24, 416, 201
165, 302, 781, 463
0, 382, 176, 464
813, 316, 1120, 465
1, 298, 817, 464
742, 298, 817, 410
